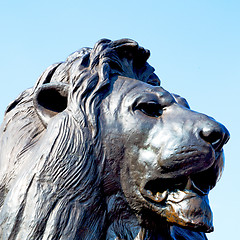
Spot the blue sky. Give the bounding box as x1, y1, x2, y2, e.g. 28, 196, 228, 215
0, 1, 239, 239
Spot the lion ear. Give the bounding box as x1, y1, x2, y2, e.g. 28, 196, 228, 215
33, 82, 69, 126
172, 93, 190, 109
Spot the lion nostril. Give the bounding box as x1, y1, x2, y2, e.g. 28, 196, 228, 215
200, 128, 225, 151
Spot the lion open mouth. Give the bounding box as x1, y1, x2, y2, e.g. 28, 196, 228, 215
140, 173, 214, 233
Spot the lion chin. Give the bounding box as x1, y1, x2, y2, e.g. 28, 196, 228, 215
0, 39, 229, 240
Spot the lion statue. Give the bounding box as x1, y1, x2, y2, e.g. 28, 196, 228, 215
0, 39, 229, 240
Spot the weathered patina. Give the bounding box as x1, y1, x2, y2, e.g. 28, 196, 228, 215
0, 39, 229, 239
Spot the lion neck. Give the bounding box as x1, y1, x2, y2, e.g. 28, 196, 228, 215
105, 193, 172, 240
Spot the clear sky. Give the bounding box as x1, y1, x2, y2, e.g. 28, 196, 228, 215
0, 1, 239, 239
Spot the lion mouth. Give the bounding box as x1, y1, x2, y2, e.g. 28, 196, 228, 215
140, 174, 214, 232
141, 175, 208, 202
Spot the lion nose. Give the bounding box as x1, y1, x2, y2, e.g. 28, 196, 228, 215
199, 123, 230, 151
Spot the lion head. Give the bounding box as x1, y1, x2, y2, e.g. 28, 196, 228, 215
0, 39, 229, 239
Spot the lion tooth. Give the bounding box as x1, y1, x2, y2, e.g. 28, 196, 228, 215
185, 178, 193, 190
146, 190, 153, 196
154, 191, 168, 202
191, 180, 208, 195
156, 192, 161, 197
155, 192, 162, 202
185, 178, 208, 195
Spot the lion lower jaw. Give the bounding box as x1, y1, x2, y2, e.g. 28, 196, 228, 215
140, 183, 213, 233
164, 190, 213, 232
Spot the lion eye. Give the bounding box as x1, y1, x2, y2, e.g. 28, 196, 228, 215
135, 102, 163, 117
